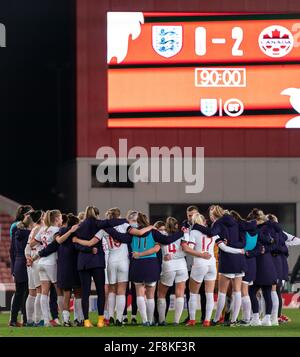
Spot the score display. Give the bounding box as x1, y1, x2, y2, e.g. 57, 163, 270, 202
107, 12, 300, 128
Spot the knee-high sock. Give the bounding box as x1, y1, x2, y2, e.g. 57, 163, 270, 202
231, 291, 242, 323
174, 297, 184, 324
116, 295, 126, 322
74, 298, 84, 322
157, 298, 166, 323
258, 293, 265, 317
62, 310, 70, 323
205, 293, 214, 322
188, 293, 198, 321
271, 290, 279, 322
108, 293, 116, 319
146, 298, 155, 324
73, 298, 78, 321
57, 295, 64, 314
104, 308, 110, 320
9, 293, 15, 321
40, 294, 50, 324
241, 295, 251, 322
214, 292, 226, 322
136, 296, 147, 323
25, 295, 36, 323
34, 293, 42, 323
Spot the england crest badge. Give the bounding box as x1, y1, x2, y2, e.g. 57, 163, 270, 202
152, 26, 183, 58
200, 99, 218, 117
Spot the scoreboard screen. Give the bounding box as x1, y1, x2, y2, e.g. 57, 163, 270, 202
107, 12, 300, 128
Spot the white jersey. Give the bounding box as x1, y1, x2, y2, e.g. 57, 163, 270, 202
184, 223, 194, 271
28, 225, 44, 256
95, 222, 130, 263
161, 238, 187, 273
189, 230, 218, 267
284, 232, 300, 246
35, 226, 59, 265
102, 236, 109, 269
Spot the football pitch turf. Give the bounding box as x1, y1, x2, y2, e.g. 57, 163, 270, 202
0, 309, 300, 337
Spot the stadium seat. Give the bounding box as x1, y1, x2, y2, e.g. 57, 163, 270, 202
0, 211, 14, 286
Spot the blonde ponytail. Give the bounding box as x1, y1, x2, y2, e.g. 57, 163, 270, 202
44, 210, 61, 228
210, 205, 226, 220
165, 217, 178, 234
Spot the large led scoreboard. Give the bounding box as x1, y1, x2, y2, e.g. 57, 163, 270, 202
107, 12, 300, 128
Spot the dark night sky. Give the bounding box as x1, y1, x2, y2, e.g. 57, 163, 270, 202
0, 0, 75, 210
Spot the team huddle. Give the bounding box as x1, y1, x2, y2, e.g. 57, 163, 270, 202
9, 204, 300, 328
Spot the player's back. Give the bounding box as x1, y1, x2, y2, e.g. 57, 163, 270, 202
36, 226, 59, 264
190, 229, 216, 266
162, 238, 185, 260
103, 223, 129, 262
161, 237, 187, 272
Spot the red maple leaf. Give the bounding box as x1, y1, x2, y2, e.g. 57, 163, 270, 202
271, 29, 281, 38
262, 28, 289, 39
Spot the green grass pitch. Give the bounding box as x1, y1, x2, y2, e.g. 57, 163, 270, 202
1, 309, 300, 337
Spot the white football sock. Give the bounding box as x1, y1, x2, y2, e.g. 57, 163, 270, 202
271, 290, 279, 323
188, 293, 198, 321
146, 298, 155, 324
34, 293, 42, 323
9, 293, 15, 321
104, 310, 109, 320
157, 298, 166, 323
241, 295, 251, 322
231, 291, 242, 323
214, 292, 226, 322
73, 298, 78, 321
205, 292, 214, 322
40, 294, 50, 324
26, 295, 36, 323
258, 293, 265, 318
57, 295, 64, 313
74, 298, 84, 321
62, 310, 70, 323
108, 293, 116, 319
116, 295, 126, 322
136, 296, 147, 323
174, 297, 184, 324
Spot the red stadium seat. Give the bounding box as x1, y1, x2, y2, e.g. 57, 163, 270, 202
0, 212, 14, 284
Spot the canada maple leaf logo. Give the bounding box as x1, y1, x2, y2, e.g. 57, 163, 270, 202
263, 28, 290, 39
258, 25, 294, 58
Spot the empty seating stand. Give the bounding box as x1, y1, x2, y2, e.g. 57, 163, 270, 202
0, 212, 14, 284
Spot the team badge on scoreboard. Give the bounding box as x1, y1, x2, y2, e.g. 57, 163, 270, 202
152, 26, 183, 58
258, 25, 294, 58
200, 98, 244, 117
200, 99, 218, 117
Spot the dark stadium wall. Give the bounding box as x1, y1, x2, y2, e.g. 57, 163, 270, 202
0, 0, 76, 211
77, 0, 300, 158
